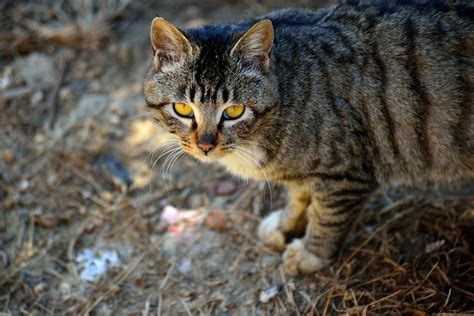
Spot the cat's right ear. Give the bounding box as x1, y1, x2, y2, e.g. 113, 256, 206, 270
231, 19, 274, 71
150, 17, 192, 69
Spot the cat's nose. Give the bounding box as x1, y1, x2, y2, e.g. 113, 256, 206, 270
198, 143, 215, 154
197, 133, 216, 155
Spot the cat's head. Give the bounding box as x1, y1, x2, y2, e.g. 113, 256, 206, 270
143, 17, 278, 169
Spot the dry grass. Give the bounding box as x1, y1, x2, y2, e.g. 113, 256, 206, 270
1, 0, 473, 314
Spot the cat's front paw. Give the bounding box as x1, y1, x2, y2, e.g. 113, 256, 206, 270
283, 239, 329, 275
258, 210, 286, 251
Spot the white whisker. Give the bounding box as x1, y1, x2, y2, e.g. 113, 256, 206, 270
146, 140, 178, 166
149, 145, 180, 193
167, 150, 187, 181
125, 112, 153, 121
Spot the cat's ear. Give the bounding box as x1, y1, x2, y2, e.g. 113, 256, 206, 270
231, 19, 274, 71
150, 17, 192, 69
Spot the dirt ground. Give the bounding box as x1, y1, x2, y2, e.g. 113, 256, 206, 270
1, 1, 474, 315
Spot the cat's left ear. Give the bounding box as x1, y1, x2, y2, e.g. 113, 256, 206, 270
150, 17, 193, 69
231, 19, 274, 71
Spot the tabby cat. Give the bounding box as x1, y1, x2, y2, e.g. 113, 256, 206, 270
143, 0, 474, 275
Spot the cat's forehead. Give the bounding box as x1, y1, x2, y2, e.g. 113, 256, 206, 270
145, 23, 271, 107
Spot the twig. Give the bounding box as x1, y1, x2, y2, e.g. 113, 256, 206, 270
322, 286, 335, 316
159, 263, 175, 291
279, 266, 299, 315
180, 298, 193, 316
142, 295, 151, 316
157, 295, 162, 316
47, 56, 68, 129
0, 86, 33, 101
339, 205, 419, 273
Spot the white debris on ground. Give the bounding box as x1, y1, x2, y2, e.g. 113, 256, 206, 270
160, 205, 205, 228
178, 257, 193, 275
258, 286, 279, 303
76, 248, 120, 282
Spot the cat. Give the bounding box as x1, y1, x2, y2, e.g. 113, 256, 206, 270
143, 0, 474, 275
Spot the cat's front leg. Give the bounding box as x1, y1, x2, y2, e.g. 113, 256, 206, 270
283, 189, 371, 275
258, 186, 311, 251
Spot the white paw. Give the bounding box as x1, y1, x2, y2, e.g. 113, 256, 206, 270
283, 239, 329, 275
258, 210, 286, 251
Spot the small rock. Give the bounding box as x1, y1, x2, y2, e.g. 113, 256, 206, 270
0, 251, 8, 268
134, 276, 147, 288
102, 191, 114, 202
19, 180, 29, 191
3, 150, 15, 163
30, 90, 43, 107
59, 87, 73, 100
17, 53, 55, 87
1, 66, 12, 89
89, 80, 102, 92
205, 209, 229, 232
35, 214, 60, 228
2, 200, 14, 211
34, 282, 48, 295
94, 155, 133, 192
34, 133, 47, 144
109, 113, 121, 125
258, 286, 279, 303
96, 303, 113, 316
425, 239, 445, 253
215, 181, 237, 195
178, 258, 192, 275
59, 281, 71, 301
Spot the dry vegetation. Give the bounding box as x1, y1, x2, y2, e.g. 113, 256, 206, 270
1, 0, 473, 315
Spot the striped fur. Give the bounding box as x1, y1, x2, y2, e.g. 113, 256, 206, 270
144, 0, 474, 274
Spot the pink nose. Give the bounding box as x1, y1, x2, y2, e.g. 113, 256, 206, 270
198, 143, 215, 153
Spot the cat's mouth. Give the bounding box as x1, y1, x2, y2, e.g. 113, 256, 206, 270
180, 141, 242, 164
181, 141, 264, 168
179, 142, 221, 163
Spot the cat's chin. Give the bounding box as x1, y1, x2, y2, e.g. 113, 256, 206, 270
193, 155, 217, 163
217, 148, 268, 180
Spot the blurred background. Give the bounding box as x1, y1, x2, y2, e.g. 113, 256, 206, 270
1, 1, 473, 315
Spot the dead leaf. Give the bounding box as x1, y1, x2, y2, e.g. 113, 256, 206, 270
205, 209, 229, 232
35, 214, 60, 228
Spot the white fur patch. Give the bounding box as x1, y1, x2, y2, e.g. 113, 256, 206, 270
218, 146, 267, 180
258, 210, 286, 251
283, 239, 329, 276
156, 57, 186, 74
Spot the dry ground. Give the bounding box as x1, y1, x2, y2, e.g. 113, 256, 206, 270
1, 0, 473, 315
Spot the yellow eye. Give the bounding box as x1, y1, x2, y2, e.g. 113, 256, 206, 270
173, 102, 194, 118
223, 104, 245, 120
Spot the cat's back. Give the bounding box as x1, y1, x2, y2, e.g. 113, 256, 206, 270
264, 1, 474, 185
335, 1, 474, 183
